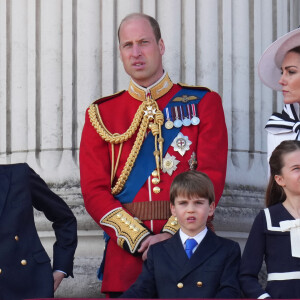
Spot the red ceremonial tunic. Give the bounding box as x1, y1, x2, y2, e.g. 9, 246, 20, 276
79, 74, 228, 293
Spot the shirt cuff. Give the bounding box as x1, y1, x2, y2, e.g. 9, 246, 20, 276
54, 270, 67, 277
258, 293, 271, 299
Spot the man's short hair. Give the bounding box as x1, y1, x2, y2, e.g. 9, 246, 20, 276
118, 13, 162, 43
170, 170, 215, 205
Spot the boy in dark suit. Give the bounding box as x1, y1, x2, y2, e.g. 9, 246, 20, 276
0, 163, 77, 300
121, 170, 241, 299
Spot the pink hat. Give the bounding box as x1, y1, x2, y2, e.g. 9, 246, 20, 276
258, 28, 300, 91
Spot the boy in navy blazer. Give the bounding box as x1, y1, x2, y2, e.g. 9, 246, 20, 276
0, 163, 77, 300
121, 170, 241, 299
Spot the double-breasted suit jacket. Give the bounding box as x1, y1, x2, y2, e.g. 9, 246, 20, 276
0, 163, 77, 300
121, 229, 241, 299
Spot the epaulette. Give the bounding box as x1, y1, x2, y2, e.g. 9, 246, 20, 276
92, 90, 126, 105
178, 82, 212, 92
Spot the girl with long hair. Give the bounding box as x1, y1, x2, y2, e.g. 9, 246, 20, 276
239, 140, 300, 299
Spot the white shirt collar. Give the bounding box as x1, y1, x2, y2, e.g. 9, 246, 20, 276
131, 70, 167, 92
179, 227, 208, 249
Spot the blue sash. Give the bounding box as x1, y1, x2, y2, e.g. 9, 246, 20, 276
115, 88, 208, 204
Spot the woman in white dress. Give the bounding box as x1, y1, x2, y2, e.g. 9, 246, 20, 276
258, 28, 300, 161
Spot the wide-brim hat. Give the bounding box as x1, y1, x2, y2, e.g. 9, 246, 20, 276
258, 27, 300, 91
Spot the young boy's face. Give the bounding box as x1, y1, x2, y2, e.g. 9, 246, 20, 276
170, 195, 215, 237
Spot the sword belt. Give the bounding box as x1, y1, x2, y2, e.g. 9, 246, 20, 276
123, 201, 171, 221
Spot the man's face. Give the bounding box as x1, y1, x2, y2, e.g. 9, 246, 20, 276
119, 16, 165, 87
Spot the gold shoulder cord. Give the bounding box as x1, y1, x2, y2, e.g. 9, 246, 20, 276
88, 95, 164, 195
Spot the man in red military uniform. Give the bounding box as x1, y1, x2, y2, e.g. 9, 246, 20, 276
79, 13, 228, 297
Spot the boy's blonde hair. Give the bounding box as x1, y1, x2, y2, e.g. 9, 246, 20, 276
170, 170, 215, 205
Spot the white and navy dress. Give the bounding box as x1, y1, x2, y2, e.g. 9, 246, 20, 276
239, 203, 300, 299
265, 103, 300, 162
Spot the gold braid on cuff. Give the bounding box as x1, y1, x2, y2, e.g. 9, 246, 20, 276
100, 208, 150, 254
162, 215, 180, 235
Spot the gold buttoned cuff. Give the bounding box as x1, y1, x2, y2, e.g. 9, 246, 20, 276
100, 208, 150, 254
162, 215, 180, 235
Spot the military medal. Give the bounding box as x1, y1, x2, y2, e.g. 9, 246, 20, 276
188, 152, 198, 170
162, 153, 180, 175
173, 106, 182, 128
182, 118, 191, 126
165, 120, 173, 129
144, 105, 157, 120
182, 105, 191, 126
171, 132, 192, 156
164, 107, 174, 129
191, 104, 200, 125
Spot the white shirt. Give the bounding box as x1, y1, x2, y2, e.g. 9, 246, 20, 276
179, 227, 208, 253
